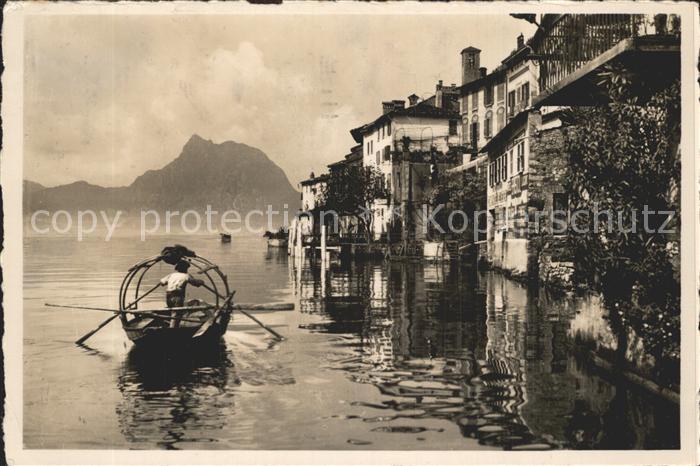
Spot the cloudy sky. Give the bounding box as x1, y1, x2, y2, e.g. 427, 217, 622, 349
24, 14, 535, 188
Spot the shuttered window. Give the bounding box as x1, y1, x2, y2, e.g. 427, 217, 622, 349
484, 85, 494, 106
517, 141, 525, 172
522, 82, 530, 107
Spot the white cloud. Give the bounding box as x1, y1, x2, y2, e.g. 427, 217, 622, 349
23, 14, 536, 187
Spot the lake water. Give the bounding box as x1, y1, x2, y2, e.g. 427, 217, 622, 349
24, 234, 679, 450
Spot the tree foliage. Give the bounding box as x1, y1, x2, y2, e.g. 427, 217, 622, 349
428, 169, 486, 240
321, 165, 389, 243
564, 75, 680, 367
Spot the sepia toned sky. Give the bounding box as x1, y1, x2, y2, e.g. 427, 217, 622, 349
24, 14, 536, 188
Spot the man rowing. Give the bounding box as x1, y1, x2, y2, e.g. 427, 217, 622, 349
159, 260, 204, 328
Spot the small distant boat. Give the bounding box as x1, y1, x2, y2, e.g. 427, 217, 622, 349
263, 228, 288, 248
220, 233, 231, 243
267, 238, 288, 248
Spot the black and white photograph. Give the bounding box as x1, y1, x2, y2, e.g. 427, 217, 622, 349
2, 2, 697, 464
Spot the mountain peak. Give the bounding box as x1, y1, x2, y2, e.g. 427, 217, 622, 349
25, 135, 299, 215
184, 133, 212, 148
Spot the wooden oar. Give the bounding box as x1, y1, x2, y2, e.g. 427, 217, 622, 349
232, 303, 294, 311
46, 303, 207, 324
193, 291, 236, 338
200, 284, 285, 340
74, 281, 161, 345
235, 307, 286, 341
47, 303, 213, 314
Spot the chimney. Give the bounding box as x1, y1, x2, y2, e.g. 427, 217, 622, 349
460, 46, 481, 85
408, 94, 419, 107
517, 33, 525, 49
435, 80, 444, 108
382, 101, 393, 115
392, 99, 405, 111
479, 67, 487, 78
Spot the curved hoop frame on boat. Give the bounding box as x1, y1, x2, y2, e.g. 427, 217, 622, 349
118, 253, 231, 326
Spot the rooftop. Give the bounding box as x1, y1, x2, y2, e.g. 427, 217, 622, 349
350, 102, 459, 143
461, 46, 481, 54
501, 43, 531, 67
300, 174, 329, 186
458, 66, 506, 96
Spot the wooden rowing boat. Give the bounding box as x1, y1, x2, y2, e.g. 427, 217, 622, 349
118, 245, 234, 349
121, 299, 233, 347
52, 244, 289, 348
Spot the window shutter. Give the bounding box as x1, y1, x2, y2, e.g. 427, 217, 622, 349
523, 83, 530, 107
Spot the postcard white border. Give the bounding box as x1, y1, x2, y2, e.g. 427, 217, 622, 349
2, 1, 698, 465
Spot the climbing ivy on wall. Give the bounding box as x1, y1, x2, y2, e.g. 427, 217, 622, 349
563, 73, 680, 373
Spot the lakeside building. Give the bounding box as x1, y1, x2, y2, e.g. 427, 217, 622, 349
479, 13, 680, 285
475, 34, 542, 278
349, 95, 461, 240
327, 144, 364, 239
445, 37, 540, 252
298, 172, 328, 236
295, 13, 679, 272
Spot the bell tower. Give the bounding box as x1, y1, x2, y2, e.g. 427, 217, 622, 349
461, 46, 481, 85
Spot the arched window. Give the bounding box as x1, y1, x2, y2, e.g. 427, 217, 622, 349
485, 110, 493, 138
462, 118, 470, 145
470, 114, 479, 148
497, 107, 505, 132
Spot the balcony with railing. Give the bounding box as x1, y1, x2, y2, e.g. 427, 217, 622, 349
531, 14, 680, 106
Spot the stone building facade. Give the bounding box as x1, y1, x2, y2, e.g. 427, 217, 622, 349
481, 108, 572, 286
349, 98, 461, 240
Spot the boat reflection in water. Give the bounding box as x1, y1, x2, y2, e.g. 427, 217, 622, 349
294, 259, 679, 450
116, 342, 238, 449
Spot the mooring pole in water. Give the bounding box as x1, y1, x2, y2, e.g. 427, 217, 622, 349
295, 221, 303, 259
287, 218, 295, 256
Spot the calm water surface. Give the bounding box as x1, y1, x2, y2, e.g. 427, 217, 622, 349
24, 234, 679, 450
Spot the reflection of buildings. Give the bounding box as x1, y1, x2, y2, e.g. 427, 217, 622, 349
264, 244, 289, 264
482, 272, 678, 449
294, 256, 678, 449
483, 273, 576, 442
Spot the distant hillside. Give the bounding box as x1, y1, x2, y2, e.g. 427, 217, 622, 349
24, 180, 46, 195
24, 135, 300, 214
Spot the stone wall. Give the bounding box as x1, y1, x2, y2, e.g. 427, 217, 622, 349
526, 116, 574, 288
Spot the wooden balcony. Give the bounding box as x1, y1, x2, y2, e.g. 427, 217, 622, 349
531, 14, 680, 106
